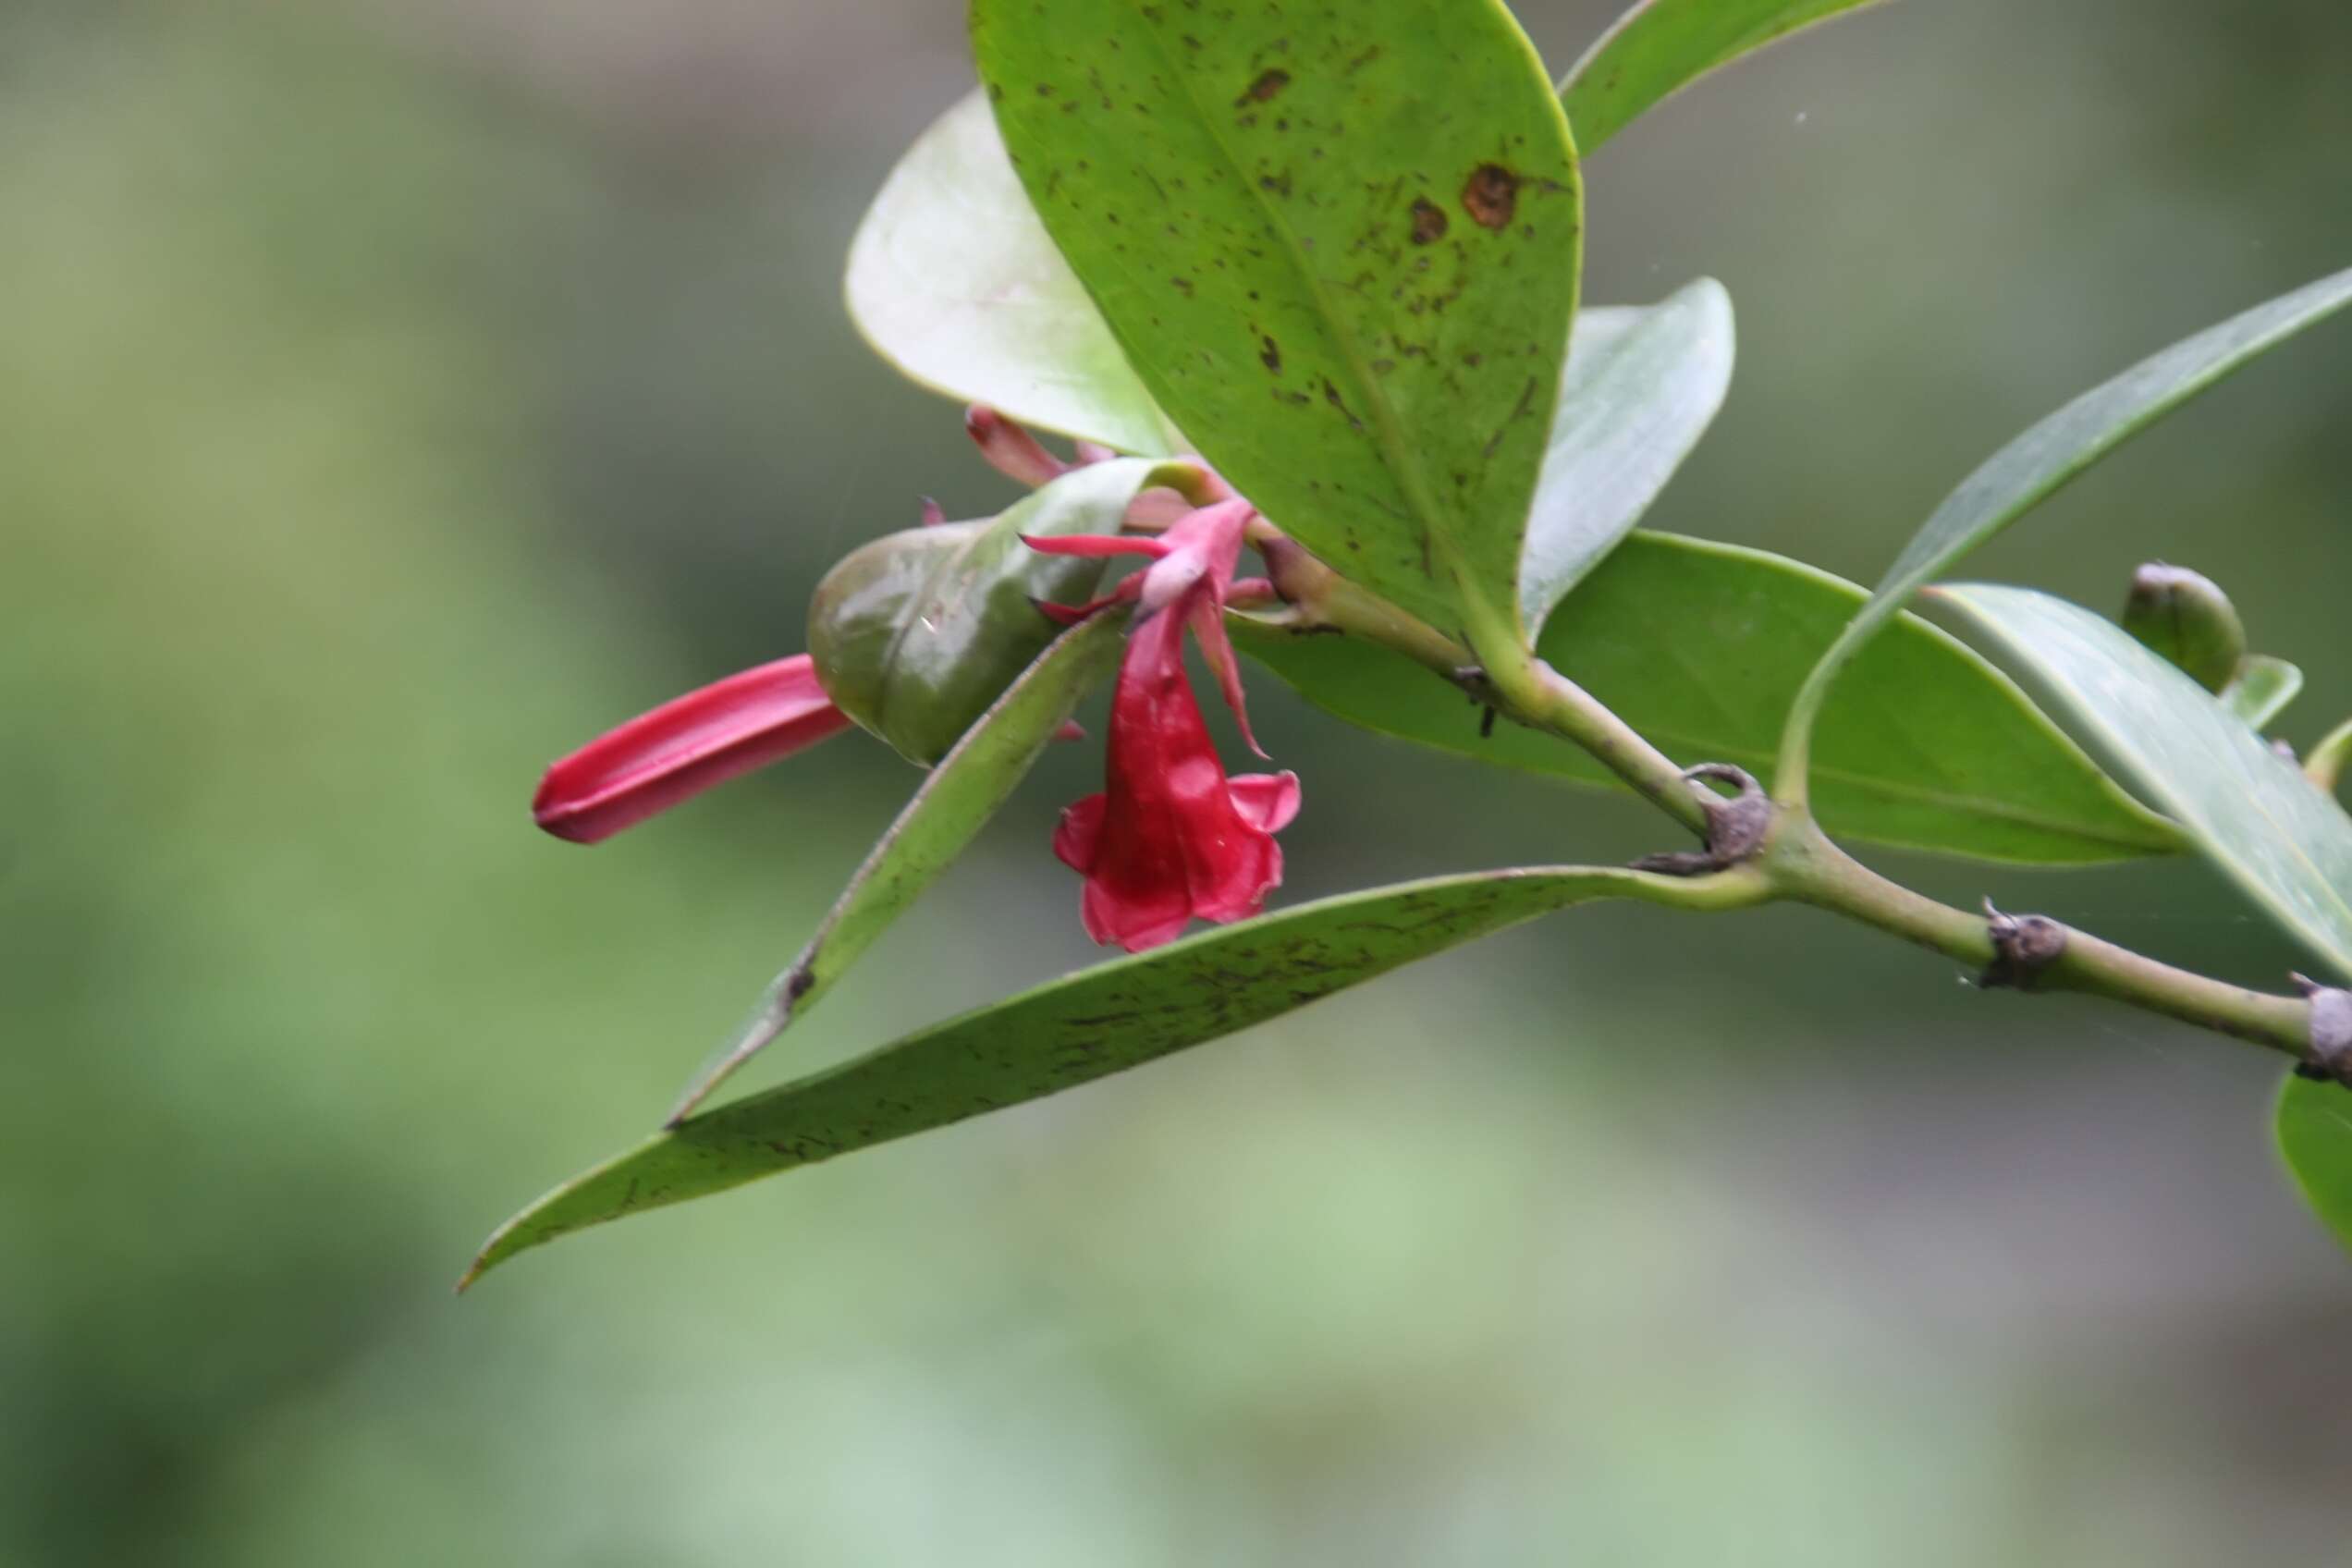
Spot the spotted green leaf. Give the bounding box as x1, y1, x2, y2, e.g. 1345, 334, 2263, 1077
1779, 267, 2352, 796
466, 866, 1700, 1286
665, 614, 1126, 1126
1562, 0, 1893, 153
1234, 533, 2179, 864
845, 90, 1180, 455
974, 0, 1583, 636
1520, 279, 1733, 631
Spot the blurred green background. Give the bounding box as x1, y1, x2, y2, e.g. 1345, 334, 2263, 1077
6, 1, 2350, 1562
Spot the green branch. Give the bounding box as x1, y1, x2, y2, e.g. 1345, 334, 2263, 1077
1267, 561, 2321, 1068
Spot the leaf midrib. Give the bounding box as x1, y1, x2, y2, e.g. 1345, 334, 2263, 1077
1127, 10, 1464, 581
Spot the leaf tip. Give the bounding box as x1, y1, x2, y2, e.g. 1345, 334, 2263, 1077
454, 1231, 514, 1295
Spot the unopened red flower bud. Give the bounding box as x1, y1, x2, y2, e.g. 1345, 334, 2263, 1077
2123, 563, 2245, 693
964, 405, 1069, 488
533, 655, 853, 844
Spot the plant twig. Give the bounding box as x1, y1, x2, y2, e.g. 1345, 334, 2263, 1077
1254, 556, 2320, 1068
1764, 817, 2310, 1056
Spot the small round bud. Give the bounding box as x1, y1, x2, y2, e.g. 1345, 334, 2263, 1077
808, 510, 1109, 766
2123, 564, 2246, 693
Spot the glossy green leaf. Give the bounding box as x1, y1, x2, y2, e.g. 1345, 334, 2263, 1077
1780, 267, 2352, 792
2222, 655, 2303, 731
1234, 533, 2180, 864
466, 866, 1685, 1286
1932, 584, 2352, 977
1945, 586, 2352, 1262
974, 0, 1583, 635
1562, 0, 1892, 153
845, 90, 1180, 455
665, 615, 1126, 1126
2278, 1074, 2352, 1256
808, 458, 1169, 766
1520, 279, 1733, 631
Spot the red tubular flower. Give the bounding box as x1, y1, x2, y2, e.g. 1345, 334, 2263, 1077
1026, 500, 1301, 951
533, 655, 853, 844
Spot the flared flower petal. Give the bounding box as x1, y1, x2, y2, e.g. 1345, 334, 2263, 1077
1049, 600, 1299, 952
533, 655, 852, 844
1028, 499, 1260, 729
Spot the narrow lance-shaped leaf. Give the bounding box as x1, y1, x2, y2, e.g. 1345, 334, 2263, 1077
1918, 582, 2352, 1259
1919, 585, 2352, 1262
464, 866, 1736, 1287
1562, 0, 1893, 153
809, 458, 1180, 766
1235, 532, 2179, 865
1934, 586, 2352, 1247
666, 614, 1126, 1126
1929, 584, 2352, 979
1519, 279, 1733, 631
845, 90, 1181, 455
1778, 267, 2352, 797
974, 0, 1583, 636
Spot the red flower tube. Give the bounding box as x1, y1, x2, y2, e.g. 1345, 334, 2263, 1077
1027, 499, 1301, 951
533, 655, 853, 844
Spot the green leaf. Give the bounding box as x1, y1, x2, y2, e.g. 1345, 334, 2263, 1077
665, 615, 1127, 1126
845, 90, 1180, 455
2308, 718, 2352, 800
2222, 655, 2303, 731
808, 458, 1170, 766
1931, 584, 2352, 977
1778, 268, 2352, 796
2277, 1075, 2352, 1256
1519, 279, 1733, 631
974, 0, 1583, 636
1948, 587, 2352, 1262
1562, 0, 1893, 154
1234, 533, 2180, 864
465, 866, 1700, 1286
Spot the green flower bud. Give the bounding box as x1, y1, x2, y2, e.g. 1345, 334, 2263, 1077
808, 459, 1170, 765
807, 517, 1104, 766
2122, 564, 2246, 693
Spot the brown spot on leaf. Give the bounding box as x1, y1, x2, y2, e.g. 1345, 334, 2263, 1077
1482, 376, 1541, 458
1409, 197, 1448, 245
1462, 165, 1519, 231
1320, 376, 1365, 431
1259, 336, 1282, 374
1238, 68, 1291, 105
